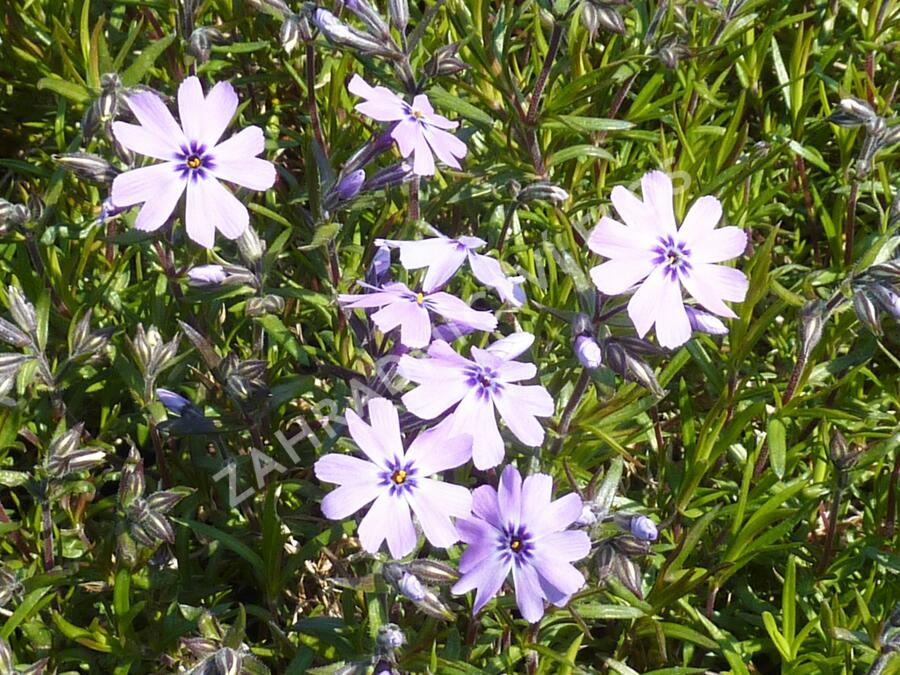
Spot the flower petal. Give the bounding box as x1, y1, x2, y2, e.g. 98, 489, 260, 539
680, 268, 737, 319
314, 453, 380, 486
492, 384, 552, 447
185, 176, 248, 247
412, 132, 436, 175
214, 125, 266, 160
691, 263, 749, 302
468, 253, 526, 307
111, 163, 186, 232
367, 397, 404, 460
349, 74, 408, 121
610, 185, 658, 238
201, 80, 238, 148
124, 90, 186, 152
405, 424, 472, 474
641, 171, 677, 236
177, 76, 207, 146
112, 122, 178, 160
512, 562, 546, 624
320, 481, 381, 520
345, 407, 391, 468
689, 227, 748, 264
498, 465, 523, 527
426, 292, 497, 333
407, 480, 471, 548
653, 273, 692, 349
590, 257, 657, 295
535, 530, 592, 562
520, 473, 552, 528
391, 118, 420, 158
457, 518, 499, 573
399, 372, 469, 420
449, 389, 504, 470
372, 300, 432, 348
676, 195, 722, 245
626, 266, 668, 339
485, 332, 534, 360
532, 554, 586, 600
452, 551, 510, 615
587, 216, 656, 259
384, 496, 418, 559
529, 493, 583, 538
424, 127, 466, 168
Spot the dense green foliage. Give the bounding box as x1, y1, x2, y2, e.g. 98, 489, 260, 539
0, 0, 898, 672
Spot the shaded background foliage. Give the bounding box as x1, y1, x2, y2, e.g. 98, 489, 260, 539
0, 0, 898, 672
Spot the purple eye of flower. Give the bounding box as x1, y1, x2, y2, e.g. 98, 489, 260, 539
499, 524, 533, 562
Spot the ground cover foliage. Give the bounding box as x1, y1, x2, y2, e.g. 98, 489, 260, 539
0, 0, 899, 672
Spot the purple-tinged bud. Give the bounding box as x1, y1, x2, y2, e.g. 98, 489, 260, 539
388, 0, 409, 32
398, 572, 425, 601
99, 197, 127, 223
852, 291, 882, 335
156, 388, 191, 414
366, 242, 392, 286
313, 8, 399, 58
574, 335, 602, 369
187, 264, 228, 286
53, 152, 119, 184
345, 0, 392, 38
363, 162, 415, 192
375, 623, 405, 655
326, 169, 366, 210
432, 321, 477, 343
870, 284, 900, 321
630, 515, 658, 541
685, 306, 728, 335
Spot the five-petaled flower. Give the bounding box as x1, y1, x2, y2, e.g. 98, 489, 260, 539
348, 75, 467, 176
338, 281, 497, 348
398, 333, 553, 469
314, 397, 473, 559
588, 171, 748, 349
379, 230, 526, 306
110, 76, 276, 248
451, 465, 591, 624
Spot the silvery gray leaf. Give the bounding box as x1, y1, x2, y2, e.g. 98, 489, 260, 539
140, 510, 176, 544
214, 647, 243, 675
48, 423, 84, 462
146, 488, 191, 514
0, 316, 30, 347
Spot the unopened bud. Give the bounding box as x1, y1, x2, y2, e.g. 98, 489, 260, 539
518, 181, 569, 204
686, 306, 728, 335
424, 42, 468, 78
346, 0, 392, 38
574, 335, 602, 369
280, 14, 303, 54
237, 226, 265, 264
405, 559, 459, 584
799, 301, 826, 362
325, 169, 366, 209
363, 162, 414, 192
852, 291, 882, 335
53, 152, 119, 184
870, 284, 900, 321
246, 294, 285, 317
571, 312, 592, 336
388, 0, 409, 32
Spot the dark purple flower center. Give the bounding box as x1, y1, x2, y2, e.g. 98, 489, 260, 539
466, 366, 502, 399
652, 235, 692, 281
381, 460, 417, 496
499, 524, 533, 564
177, 140, 215, 181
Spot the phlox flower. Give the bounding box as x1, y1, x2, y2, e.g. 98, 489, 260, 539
314, 397, 473, 558
110, 76, 276, 248
378, 232, 526, 306
338, 281, 497, 349
348, 75, 467, 176
451, 465, 591, 624
397, 333, 553, 470
588, 171, 748, 349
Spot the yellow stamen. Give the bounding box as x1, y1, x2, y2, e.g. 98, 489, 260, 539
415, 292, 425, 305
510, 538, 522, 551
413, 110, 423, 119
391, 469, 408, 485
187, 156, 202, 169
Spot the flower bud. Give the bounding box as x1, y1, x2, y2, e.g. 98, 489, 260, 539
574, 335, 603, 369
388, 0, 409, 32
53, 152, 119, 184
375, 623, 405, 656
313, 8, 399, 58
187, 264, 228, 286
518, 181, 569, 204
611, 534, 652, 557
119, 447, 145, 508
215, 648, 243, 675
245, 294, 286, 317
799, 300, 826, 362
398, 572, 425, 601
594, 4, 625, 35
366, 242, 393, 286
280, 14, 303, 54
188, 27, 224, 63
325, 169, 366, 209
630, 515, 658, 541
156, 388, 192, 414
6, 285, 37, 336
405, 559, 459, 584
571, 312, 592, 336
346, 0, 392, 38
852, 290, 882, 335
0, 199, 29, 228
237, 226, 265, 264
574, 503, 597, 527
870, 284, 900, 321
81, 101, 101, 140
685, 306, 728, 335
363, 162, 414, 192
424, 43, 468, 78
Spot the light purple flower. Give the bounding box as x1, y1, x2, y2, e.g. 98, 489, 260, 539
397, 333, 553, 469
314, 397, 473, 558
588, 171, 748, 349
156, 387, 191, 414
110, 76, 276, 248
630, 515, 658, 541
187, 264, 228, 285
451, 465, 591, 624
338, 281, 497, 349
378, 232, 526, 306
348, 75, 467, 176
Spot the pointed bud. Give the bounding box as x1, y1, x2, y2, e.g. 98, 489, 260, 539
629, 515, 658, 541
140, 510, 176, 544
594, 4, 625, 34
245, 294, 285, 317
313, 8, 400, 58
611, 533, 652, 557
54, 152, 120, 184
870, 284, 900, 321
799, 301, 826, 362
0, 199, 29, 228
518, 181, 569, 204
424, 43, 468, 78
81, 101, 102, 139
146, 488, 191, 514
571, 312, 592, 336
280, 14, 303, 54
362, 162, 414, 192
325, 169, 366, 209
404, 559, 459, 584
119, 449, 145, 508
397, 572, 425, 601
366, 242, 393, 286
346, 0, 392, 38
388, 0, 409, 32
686, 306, 728, 335
852, 291, 882, 334
237, 226, 265, 265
